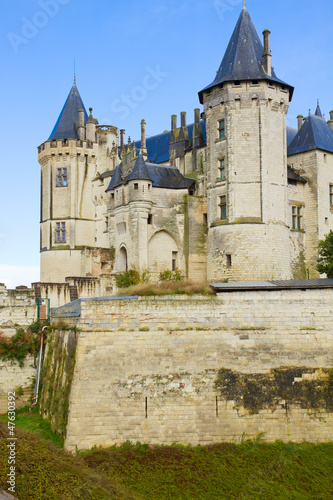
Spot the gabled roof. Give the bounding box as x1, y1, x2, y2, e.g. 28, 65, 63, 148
135, 120, 207, 164
128, 153, 153, 182
145, 163, 195, 189
48, 80, 88, 140
106, 158, 195, 191
198, 6, 293, 103
287, 113, 333, 156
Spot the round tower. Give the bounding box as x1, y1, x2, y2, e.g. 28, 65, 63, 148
199, 6, 294, 281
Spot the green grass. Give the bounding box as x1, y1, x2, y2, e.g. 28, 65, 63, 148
0, 406, 63, 448
0, 411, 333, 500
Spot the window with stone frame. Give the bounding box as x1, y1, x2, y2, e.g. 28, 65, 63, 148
218, 119, 225, 140
292, 206, 302, 230
56, 168, 67, 187
218, 159, 226, 181
219, 195, 227, 220
55, 222, 66, 243
330, 184, 333, 207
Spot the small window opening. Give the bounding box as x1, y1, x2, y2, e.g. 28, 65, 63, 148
219, 195, 227, 220
134, 183, 138, 190
234, 81, 241, 86
148, 214, 153, 225
172, 251, 177, 272
203, 213, 207, 225
218, 120, 225, 140
226, 254, 232, 267
219, 159, 225, 180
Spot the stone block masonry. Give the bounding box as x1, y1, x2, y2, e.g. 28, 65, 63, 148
48, 290, 333, 452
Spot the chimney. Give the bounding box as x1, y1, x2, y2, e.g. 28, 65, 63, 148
297, 115, 303, 131
171, 114, 177, 130
120, 129, 125, 155
141, 119, 148, 159
262, 29, 272, 76
78, 109, 85, 140
192, 108, 203, 148
181, 111, 186, 127
328, 111, 333, 131
86, 108, 97, 142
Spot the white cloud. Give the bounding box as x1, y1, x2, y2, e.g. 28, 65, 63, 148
0, 265, 40, 289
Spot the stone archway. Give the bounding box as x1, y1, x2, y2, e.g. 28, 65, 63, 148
148, 231, 179, 273
118, 246, 128, 272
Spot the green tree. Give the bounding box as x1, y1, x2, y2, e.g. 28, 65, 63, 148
317, 230, 333, 277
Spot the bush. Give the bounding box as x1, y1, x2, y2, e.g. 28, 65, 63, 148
159, 268, 185, 282
0, 328, 40, 367
116, 269, 150, 288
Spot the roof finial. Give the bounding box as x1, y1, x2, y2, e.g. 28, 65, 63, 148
243, 0, 246, 8
74, 58, 76, 84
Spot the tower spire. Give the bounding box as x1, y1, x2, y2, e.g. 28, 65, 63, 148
74, 58, 76, 84
243, 0, 246, 8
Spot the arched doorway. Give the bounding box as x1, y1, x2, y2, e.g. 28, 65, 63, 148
118, 246, 128, 272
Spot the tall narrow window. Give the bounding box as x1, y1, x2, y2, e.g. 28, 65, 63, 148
330, 184, 333, 207
218, 120, 225, 140
56, 168, 67, 187
292, 206, 302, 230
105, 216, 109, 232
219, 159, 225, 180
172, 251, 177, 272
219, 196, 227, 220
55, 222, 66, 243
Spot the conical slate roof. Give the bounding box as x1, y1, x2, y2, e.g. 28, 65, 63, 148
199, 6, 293, 103
287, 112, 333, 156
315, 100, 323, 117
128, 153, 153, 182
106, 162, 123, 190
48, 80, 88, 140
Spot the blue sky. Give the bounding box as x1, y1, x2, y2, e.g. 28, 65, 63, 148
1, 0, 333, 288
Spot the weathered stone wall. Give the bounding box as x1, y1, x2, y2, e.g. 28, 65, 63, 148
0, 285, 37, 413
39, 328, 77, 441
49, 291, 333, 451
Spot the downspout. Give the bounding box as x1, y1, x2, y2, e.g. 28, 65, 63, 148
32, 326, 47, 407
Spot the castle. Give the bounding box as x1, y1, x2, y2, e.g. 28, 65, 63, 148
35, 5, 333, 305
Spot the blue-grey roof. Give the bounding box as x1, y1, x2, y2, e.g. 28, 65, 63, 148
287, 113, 333, 156
145, 163, 195, 189
199, 7, 293, 103
107, 163, 122, 190
106, 159, 195, 191
135, 120, 207, 164
315, 100, 323, 117
128, 153, 153, 182
49, 81, 88, 140
287, 127, 297, 147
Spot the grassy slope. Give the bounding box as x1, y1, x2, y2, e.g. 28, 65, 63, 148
0, 409, 333, 500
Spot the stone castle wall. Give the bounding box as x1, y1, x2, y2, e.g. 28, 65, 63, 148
47, 290, 333, 452
0, 284, 37, 413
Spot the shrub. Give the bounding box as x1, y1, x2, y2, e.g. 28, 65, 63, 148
0, 328, 40, 367
159, 268, 185, 281
116, 268, 150, 288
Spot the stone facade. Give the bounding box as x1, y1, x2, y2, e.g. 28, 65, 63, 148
35, 6, 333, 306
45, 290, 333, 451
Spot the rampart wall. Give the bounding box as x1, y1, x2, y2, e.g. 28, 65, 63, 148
47, 290, 333, 452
